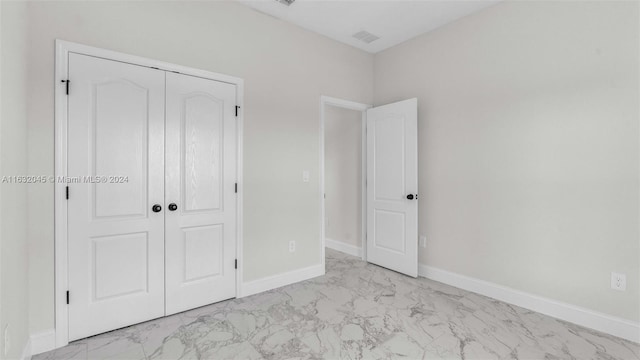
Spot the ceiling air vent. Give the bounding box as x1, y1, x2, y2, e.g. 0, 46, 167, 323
276, 0, 295, 5
352, 30, 380, 44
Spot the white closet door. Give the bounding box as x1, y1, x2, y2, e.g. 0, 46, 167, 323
366, 98, 418, 277
164, 72, 237, 315
67, 54, 166, 340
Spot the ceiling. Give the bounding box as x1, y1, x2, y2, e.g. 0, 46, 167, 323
238, 0, 500, 53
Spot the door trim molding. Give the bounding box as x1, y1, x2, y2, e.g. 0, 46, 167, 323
319, 96, 371, 265
54, 40, 244, 348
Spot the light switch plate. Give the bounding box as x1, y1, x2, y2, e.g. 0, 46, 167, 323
303, 170, 310, 183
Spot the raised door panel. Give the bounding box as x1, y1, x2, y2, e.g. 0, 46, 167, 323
373, 210, 406, 254
92, 80, 148, 219
92, 232, 149, 300
183, 225, 224, 282
373, 115, 406, 202
182, 94, 224, 213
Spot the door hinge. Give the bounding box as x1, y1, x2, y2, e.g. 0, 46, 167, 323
65, 186, 69, 200
66, 291, 70, 305
235, 106, 240, 117
235, 183, 238, 193
235, 259, 237, 269
61, 80, 70, 95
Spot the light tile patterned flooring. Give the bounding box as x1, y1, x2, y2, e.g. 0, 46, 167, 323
34, 249, 639, 359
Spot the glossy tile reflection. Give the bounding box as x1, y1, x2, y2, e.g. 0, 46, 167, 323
34, 249, 639, 359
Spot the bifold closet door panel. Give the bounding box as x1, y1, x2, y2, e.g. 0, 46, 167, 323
164, 72, 237, 315
67, 53, 166, 341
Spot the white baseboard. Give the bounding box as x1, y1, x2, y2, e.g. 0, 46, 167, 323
29, 329, 56, 356
325, 238, 362, 258
20, 337, 31, 360
240, 263, 325, 298
419, 264, 640, 343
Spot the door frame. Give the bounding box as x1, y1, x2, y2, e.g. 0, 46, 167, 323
319, 96, 371, 265
54, 40, 244, 347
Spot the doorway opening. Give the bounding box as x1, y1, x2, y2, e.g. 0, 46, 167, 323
319, 97, 370, 264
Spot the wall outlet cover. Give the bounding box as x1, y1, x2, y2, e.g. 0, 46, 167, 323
611, 272, 626, 291
420, 235, 427, 248
289, 241, 296, 253
3, 324, 9, 357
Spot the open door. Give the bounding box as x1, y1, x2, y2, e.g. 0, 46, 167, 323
366, 98, 418, 277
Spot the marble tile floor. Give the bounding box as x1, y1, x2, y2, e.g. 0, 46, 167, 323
34, 249, 639, 360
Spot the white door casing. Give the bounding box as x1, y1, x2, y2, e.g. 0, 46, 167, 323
164, 72, 237, 315
67, 53, 166, 340
366, 98, 418, 277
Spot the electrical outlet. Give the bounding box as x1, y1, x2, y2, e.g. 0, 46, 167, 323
302, 170, 310, 183
420, 235, 427, 248
4, 324, 10, 357
611, 272, 626, 291
289, 241, 296, 253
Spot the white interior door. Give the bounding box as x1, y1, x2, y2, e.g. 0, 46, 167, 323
164, 72, 237, 315
67, 54, 166, 340
366, 98, 418, 277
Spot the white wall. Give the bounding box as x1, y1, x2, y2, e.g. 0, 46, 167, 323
374, 1, 639, 322
324, 105, 362, 249
0, 1, 30, 358
17, 0, 639, 344
25, 1, 373, 335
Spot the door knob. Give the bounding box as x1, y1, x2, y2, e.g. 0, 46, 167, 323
168, 203, 178, 211
406, 194, 417, 200
152, 204, 162, 213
